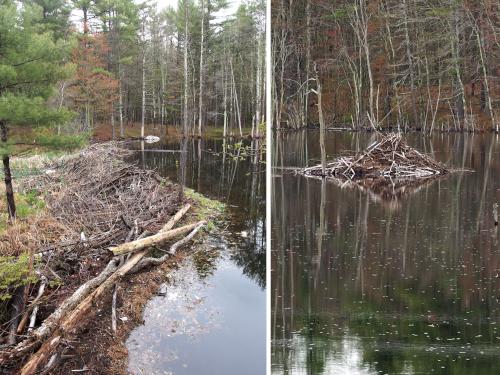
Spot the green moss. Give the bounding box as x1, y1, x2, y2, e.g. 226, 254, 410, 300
185, 188, 225, 229
0, 254, 38, 301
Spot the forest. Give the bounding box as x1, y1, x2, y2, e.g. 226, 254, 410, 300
2, 0, 265, 143
272, 0, 500, 132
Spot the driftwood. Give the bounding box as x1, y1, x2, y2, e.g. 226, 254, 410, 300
301, 133, 450, 180
109, 221, 204, 256
130, 222, 205, 273
162, 203, 191, 232
20, 249, 164, 374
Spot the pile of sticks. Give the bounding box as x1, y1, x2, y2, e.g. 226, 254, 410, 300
301, 133, 449, 180
0, 142, 206, 374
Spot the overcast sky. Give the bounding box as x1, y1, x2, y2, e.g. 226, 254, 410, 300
71, 0, 243, 31
156, 0, 242, 19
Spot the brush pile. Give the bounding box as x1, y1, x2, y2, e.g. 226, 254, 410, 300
24, 142, 181, 251
301, 133, 449, 180
0, 142, 207, 374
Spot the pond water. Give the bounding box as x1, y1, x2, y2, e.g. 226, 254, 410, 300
272, 131, 500, 375
126, 137, 266, 375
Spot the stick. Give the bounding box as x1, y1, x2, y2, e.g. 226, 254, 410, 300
28, 276, 47, 332
111, 285, 117, 333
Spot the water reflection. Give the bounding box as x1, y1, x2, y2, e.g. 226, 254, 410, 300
136, 137, 266, 286
127, 137, 266, 374
272, 131, 500, 375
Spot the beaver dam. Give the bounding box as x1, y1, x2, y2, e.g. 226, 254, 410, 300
301, 133, 450, 181
0, 142, 213, 374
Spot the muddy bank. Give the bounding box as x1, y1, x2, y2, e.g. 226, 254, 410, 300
0, 142, 224, 374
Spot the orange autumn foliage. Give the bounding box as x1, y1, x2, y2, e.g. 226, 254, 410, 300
68, 33, 118, 120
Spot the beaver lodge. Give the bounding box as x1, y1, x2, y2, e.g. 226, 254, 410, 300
301, 133, 450, 180
0, 142, 207, 374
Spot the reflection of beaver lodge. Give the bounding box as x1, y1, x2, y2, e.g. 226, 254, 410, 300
330, 176, 443, 210
302, 133, 449, 179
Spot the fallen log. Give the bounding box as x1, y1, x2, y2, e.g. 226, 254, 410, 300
19, 248, 154, 374
130, 221, 205, 273
109, 221, 204, 256
162, 203, 191, 232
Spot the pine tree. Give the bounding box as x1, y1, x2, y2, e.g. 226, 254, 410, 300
0, 1, 73, 220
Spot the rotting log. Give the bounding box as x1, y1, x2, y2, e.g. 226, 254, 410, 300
109, 221, 205, 256
19, 336, 61, 375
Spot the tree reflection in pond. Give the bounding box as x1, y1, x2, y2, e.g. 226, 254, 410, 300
272, 131, 500, 375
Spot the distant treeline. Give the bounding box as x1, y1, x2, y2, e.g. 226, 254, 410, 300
272, 0, 500, 132
32, 0, 265, 137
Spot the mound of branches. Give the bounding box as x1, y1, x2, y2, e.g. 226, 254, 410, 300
0, 142, 208, 374
301, 133, 449, 180
24, 142, 181, 258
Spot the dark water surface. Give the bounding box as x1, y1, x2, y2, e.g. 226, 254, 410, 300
126, 138, 266, 375
272, 131, 500, 375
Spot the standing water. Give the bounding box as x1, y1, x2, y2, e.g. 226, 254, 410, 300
272, 131, 500, 375
126, 137, 266, 375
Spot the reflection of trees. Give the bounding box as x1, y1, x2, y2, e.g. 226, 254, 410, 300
136, 138, 266, 288
272, 133, 500, 375
230, 228, 265, 288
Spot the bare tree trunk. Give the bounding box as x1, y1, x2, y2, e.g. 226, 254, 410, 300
141, 51, 146, 139
314, 64, 326, 175
473, 15, 497, 132
57, 82, 66, 135
230, 58, 243, 137
254, 25, 263, 137
452, 7, 467, 129
223, 58, 228, 138
183, 1, 189, 138
402, 0, 419, 129
119, 67, 124, 138
0, 121, 16, 220
111, 105, 115, 140
198, 0, 206, 137
353, 0, 374, 126
304, 0, 312, 127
